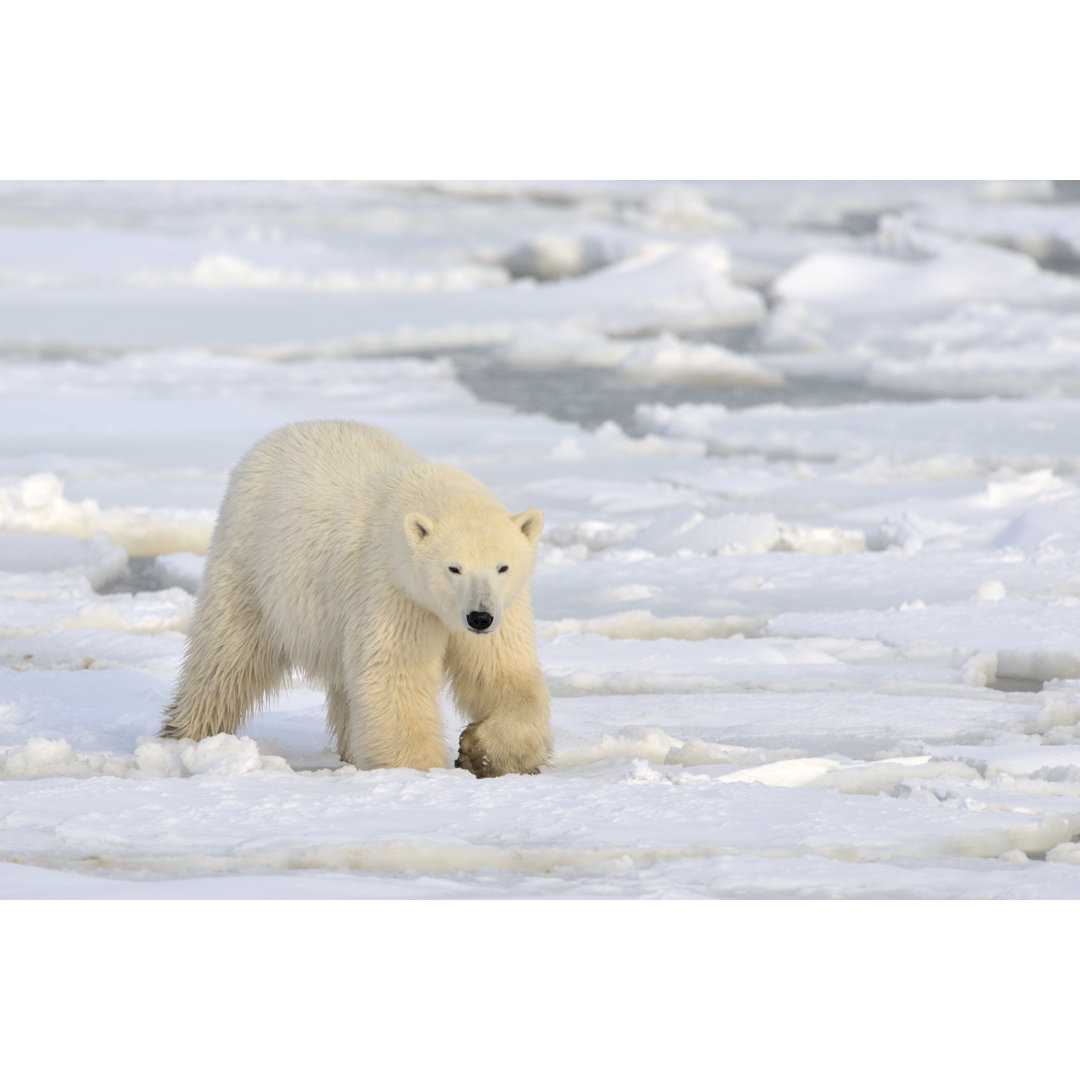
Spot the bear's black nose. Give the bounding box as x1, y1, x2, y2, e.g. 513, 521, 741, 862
467, 610, 494, 632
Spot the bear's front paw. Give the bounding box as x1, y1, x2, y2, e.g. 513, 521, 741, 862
456, 722, 544, 778
455, 723, 499, 778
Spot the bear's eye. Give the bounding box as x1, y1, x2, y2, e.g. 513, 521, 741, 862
448, 565, 462, 575
497, 564, 509, 574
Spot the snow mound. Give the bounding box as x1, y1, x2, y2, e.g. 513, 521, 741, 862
498, 232, 668, 282
634, 510, 863, 556
568, 243, 766, 335
714, 755, 985, 796
900, 200, 1080, 270
627, 184, 743, 233
772, 226, 1078, 316
0, 473, 213, 557
141, 734, 292, 777
618, 335, 781, 386
502, 327, 780, 385
717, 757, 842, 788
0, 737, 119, 779
0, 734, 291, 779
502, 325, 631, 370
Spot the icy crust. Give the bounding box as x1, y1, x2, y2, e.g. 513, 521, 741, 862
637, 398, 1080, 469
9, 846, 1080, 900
5, 753, 1080, 877
129, 253, 510, 293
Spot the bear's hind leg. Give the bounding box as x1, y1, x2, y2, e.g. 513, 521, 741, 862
160, 581, 287, 742
325, 685, 350, 760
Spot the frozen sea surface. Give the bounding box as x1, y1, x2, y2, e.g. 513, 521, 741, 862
2, 180, 1080, 899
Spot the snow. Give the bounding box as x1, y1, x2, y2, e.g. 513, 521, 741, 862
3, 180, 1080, 899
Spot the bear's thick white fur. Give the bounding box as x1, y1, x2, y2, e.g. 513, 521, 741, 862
161, 420, 552, 777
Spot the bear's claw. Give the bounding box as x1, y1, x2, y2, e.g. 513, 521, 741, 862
455, 742, 498, 779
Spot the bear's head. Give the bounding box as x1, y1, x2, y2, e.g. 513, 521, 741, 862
402, 506, 543, 635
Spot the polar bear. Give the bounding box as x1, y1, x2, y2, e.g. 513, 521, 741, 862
160, 420, 552, 777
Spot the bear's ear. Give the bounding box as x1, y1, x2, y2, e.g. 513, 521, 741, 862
404, 513, 436, 547
513, 508, 544, 544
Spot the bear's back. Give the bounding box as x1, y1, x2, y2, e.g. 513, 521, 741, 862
239, 420, 424, 503
254, 419, 423, 477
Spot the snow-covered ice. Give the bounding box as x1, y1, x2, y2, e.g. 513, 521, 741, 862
3, 180, 1080, 898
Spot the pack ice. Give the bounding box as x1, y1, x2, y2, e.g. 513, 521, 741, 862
2, 180, 1080, 898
